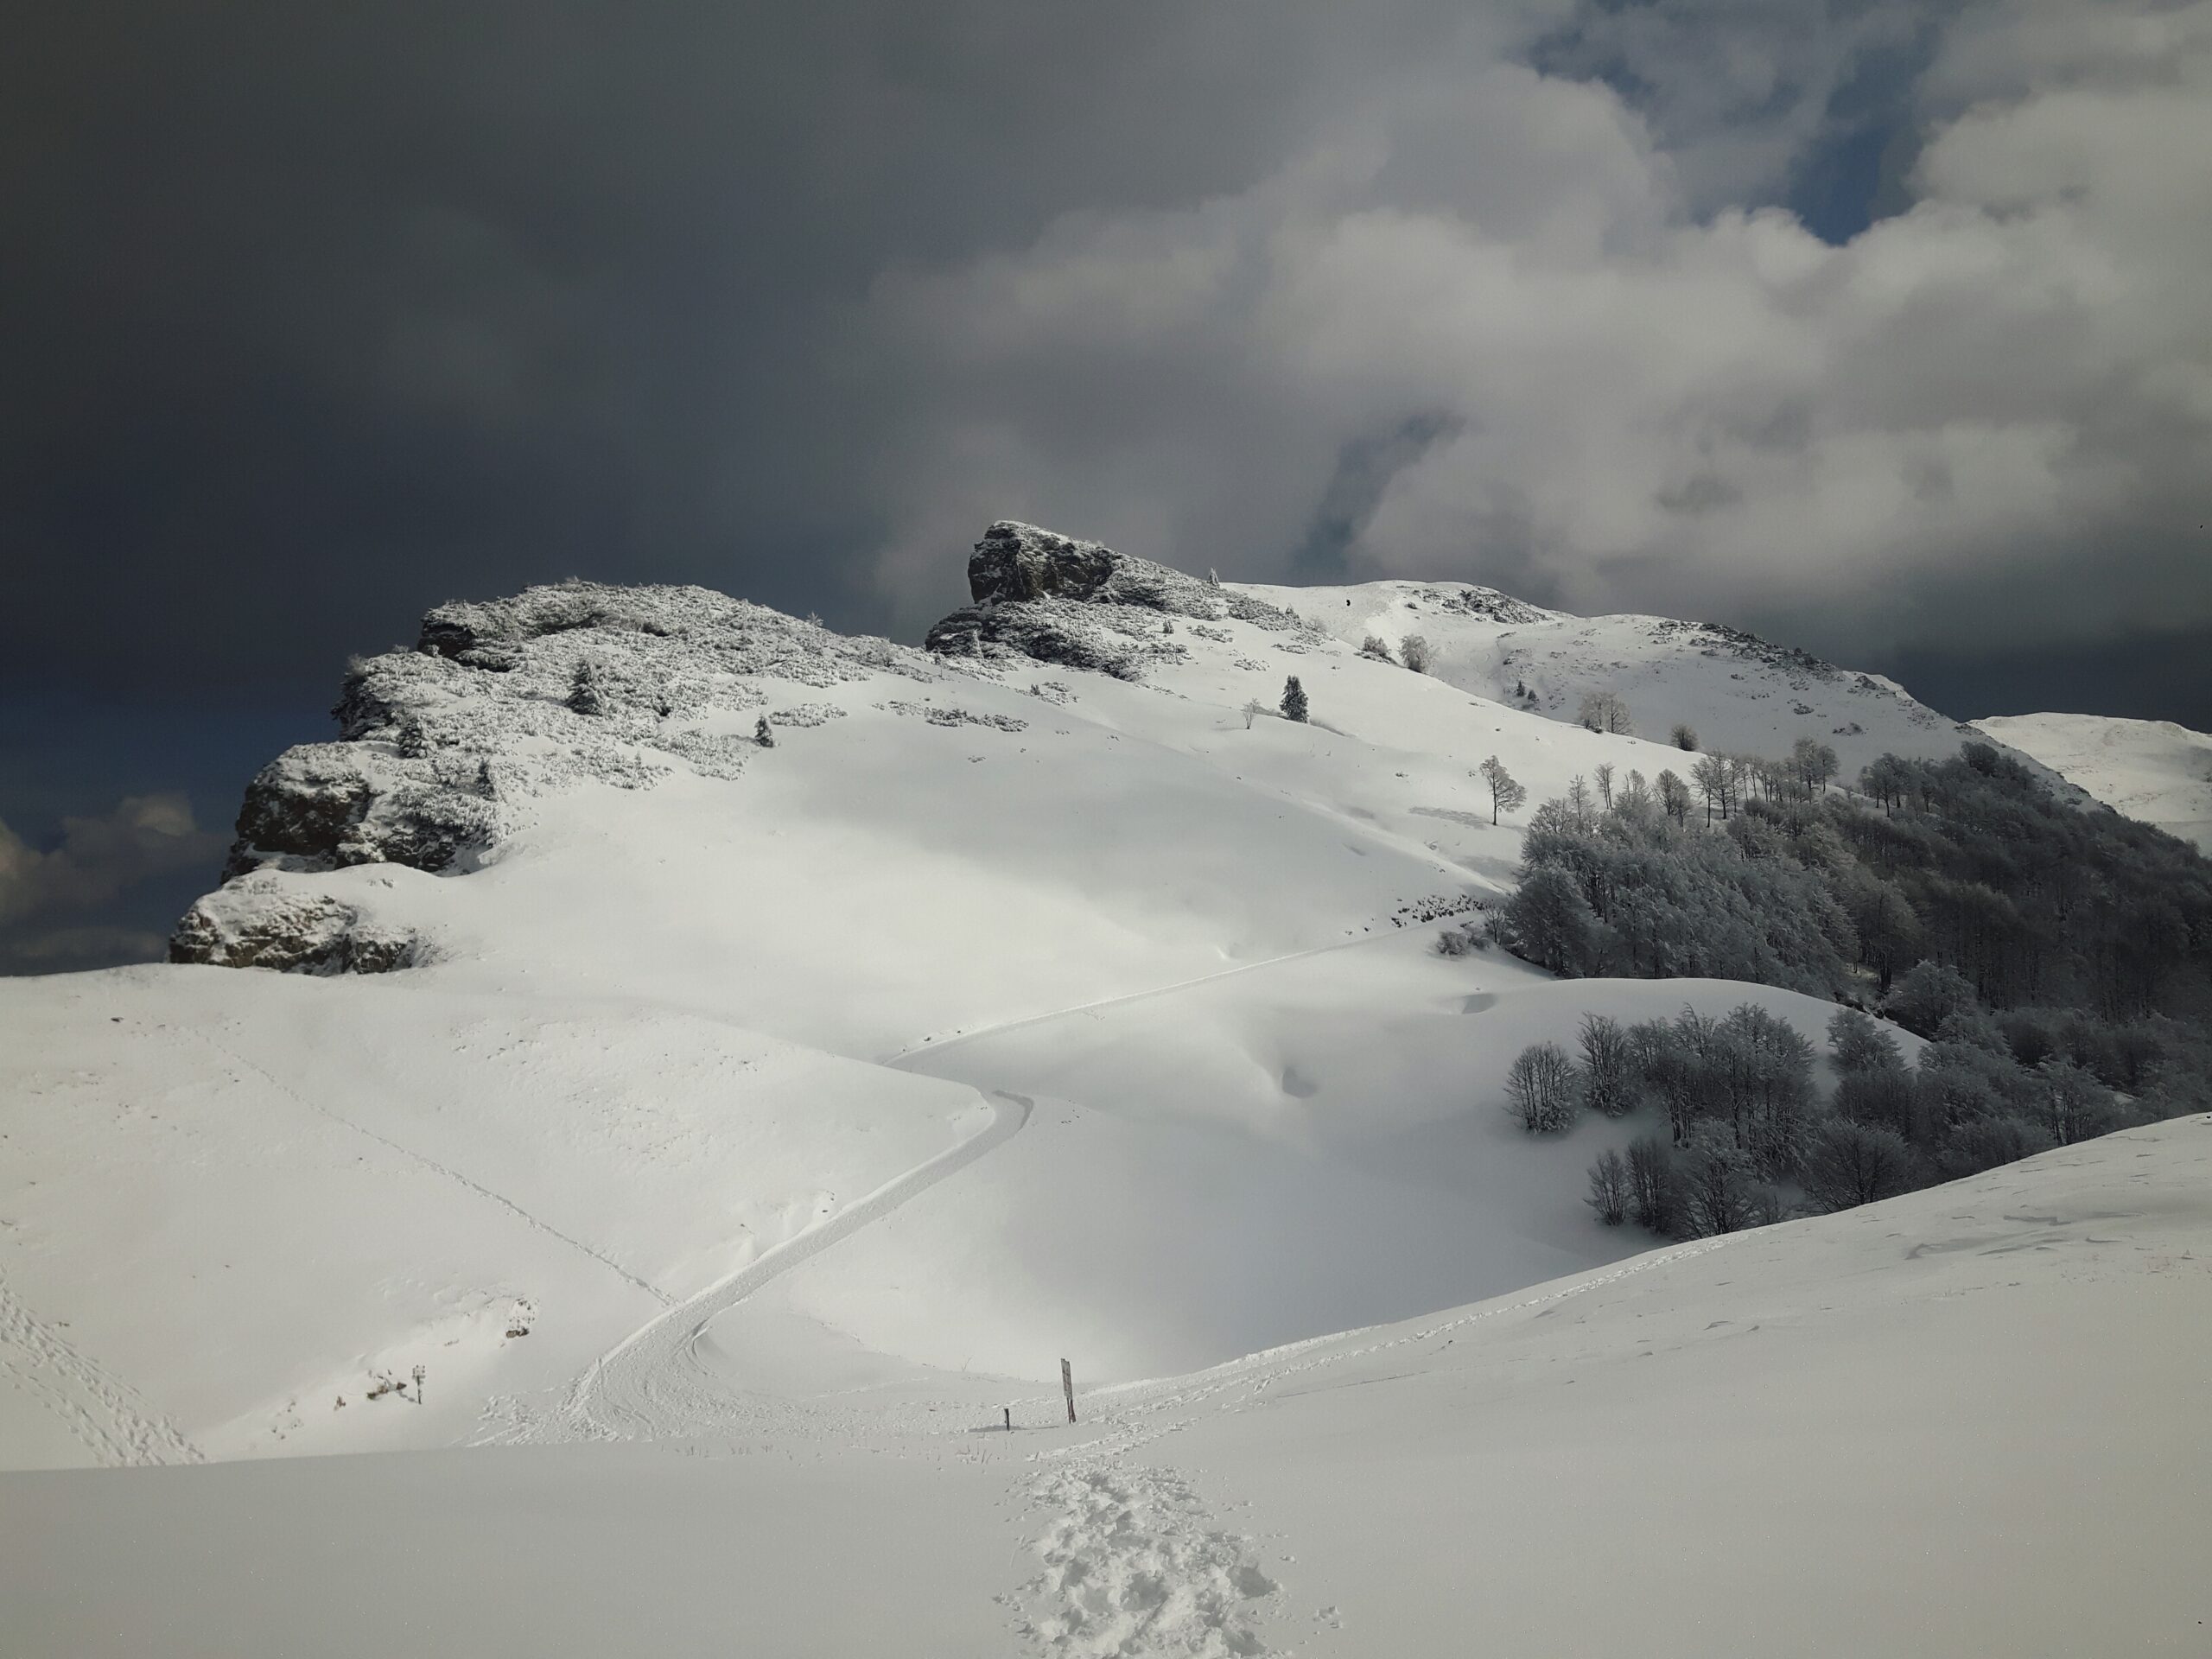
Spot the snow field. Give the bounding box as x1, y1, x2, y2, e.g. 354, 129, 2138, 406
1974, 710, 2212, 851
4, 1116, 2203, 1657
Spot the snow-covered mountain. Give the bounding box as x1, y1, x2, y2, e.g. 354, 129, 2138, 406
1973, 711, 2212, 853
1238, 575, 1978, 781
0, 521, 2172, 1477
4, 519, 2206, 1654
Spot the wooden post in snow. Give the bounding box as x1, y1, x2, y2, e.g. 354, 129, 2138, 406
1062, 1358, 1076, 1424
1003, 1407, 1012, 1432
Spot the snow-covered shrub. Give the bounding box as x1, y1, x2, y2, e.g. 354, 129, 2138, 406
1281, 677, 1308, 723
1503, 1041, 1579, 1134
1401, 633, 1432, 674
1575, 1014, 1640, 1117
1585, 1148, 1631, 1225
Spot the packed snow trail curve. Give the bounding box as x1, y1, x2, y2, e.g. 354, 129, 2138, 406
564, 1089, 1032, 1441
880, 926, 1421, 1070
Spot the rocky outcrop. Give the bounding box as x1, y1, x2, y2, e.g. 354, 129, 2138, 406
928, 521, 1306, 678
170, 882, 420, 974
175, 577, 938, 974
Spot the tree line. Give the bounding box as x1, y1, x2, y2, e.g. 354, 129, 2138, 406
1484, 734, 2212, 1231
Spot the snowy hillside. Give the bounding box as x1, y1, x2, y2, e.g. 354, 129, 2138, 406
1239, 575, 1988, 781
6, 1115, 2206, 1657
0, 520, 1974, 1471
0, 520, 2145, 1480
1974, 711, 2212, 853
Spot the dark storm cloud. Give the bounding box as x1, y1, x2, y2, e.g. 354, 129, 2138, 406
0, 0, 1495, 698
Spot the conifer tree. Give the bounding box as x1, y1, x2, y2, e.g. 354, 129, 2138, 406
568, 659, 610, 717
1281, 677, 1309, 722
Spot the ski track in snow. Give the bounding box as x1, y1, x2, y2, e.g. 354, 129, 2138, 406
182, 1024, 676, 1309
512, 929, 1430, 1448
0, 1266, 201, 1468
517, 1087, 1032, 1444
878, 926, 1431, 1071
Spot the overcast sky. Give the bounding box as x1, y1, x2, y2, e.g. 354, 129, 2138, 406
4, 0, 2209, 969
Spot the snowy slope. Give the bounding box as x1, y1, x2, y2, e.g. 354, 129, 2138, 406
0, 523, 1989, 1469
5, 1115, 2205, 1658
1239, 575, 1989, 779
1974, 711, 2212, 852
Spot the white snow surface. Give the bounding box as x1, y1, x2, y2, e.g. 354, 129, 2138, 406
8, 556, 1948, 1469
1974, 711, 2212, 853
3, 1116, 2206, 1656
1237, 575, 1993, 780
2, 543, 2203, 1652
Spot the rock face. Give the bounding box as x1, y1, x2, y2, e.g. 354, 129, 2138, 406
926, 520, 1307, 677
169, 880, 419, 974
173, 578, 936, 973
175, 522, 1297, 976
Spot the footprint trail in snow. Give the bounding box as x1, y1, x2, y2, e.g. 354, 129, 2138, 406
1007, 1462, 1281, 1657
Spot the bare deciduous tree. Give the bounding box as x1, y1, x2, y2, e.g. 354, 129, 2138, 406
1586, 1147, 1631, 1225
1478, 755, 1527, 824
1578, 690, 1633, 734
1504, 1042, 1580, 1134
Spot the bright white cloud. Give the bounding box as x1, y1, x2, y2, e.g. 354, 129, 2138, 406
857, 0, 2212, 664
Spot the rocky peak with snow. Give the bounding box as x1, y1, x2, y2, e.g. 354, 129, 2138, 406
172, 578, 935, 971
926, 519, 1311, 677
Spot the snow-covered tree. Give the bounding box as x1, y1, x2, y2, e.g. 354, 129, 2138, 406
1690, 753, 1731, 822
1827, 1007, 1901, 1075
1790, 735, 1840, 798
1678, 1123, 1767, 1236
1281, 677, 1309, 722
1478, 755, 1526, 824
1585, 1147, 1631, 1225
1504, 1041, 1579, 1134
1669, 722, 1699, 751
755, 715, 775, 748
1883, 960, 1977, 1039
1593, 762, 1615, 811
1656, 768, 1692, 825
1577, 1014, 1638, 1116
1566, 773, 1594, 826
1359, 634, 1395, 664
2040, 1058, 2113, 1146
1625, 1134, 1680, 1232
1800, 1120, 1916, 1212
1400, 633, 1432, 674
568, 658, 611, 717
1502, 866, 1598, 976
1577, 690, 1633, 734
